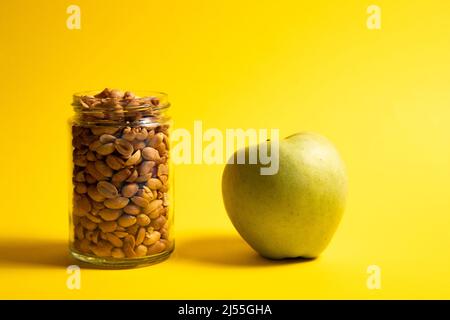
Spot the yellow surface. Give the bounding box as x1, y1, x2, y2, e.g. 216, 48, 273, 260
0, 0, 449, 299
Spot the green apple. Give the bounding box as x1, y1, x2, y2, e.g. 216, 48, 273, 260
222, 132, 347, 259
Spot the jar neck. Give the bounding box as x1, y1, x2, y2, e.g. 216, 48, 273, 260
72, 107, 171, 127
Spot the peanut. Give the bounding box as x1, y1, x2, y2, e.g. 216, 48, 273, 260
136, 214, 151, 226
112, 168, 131, 185
142, 147, 159, 161
146, 199, 163, 214
146, 241, 166, 255
87, 185, 106, 202
80, 217, 97, 231
135, 128, 148, 141
94, 160, 113, 177
121, 183, 139, 198
114, 139, 133, 157
96, 181, 119, 199
99, 221, 117, 233
131, 196, 149, 208
151, 133, 164, 147
99, 134, 116, 144
106, 154, 125, 170
104, 197, 129, 209
126, 169, 138, 182
125, 150, 141, 166
118, 214, 137, 228
96, 143, 116, 156
143, 231, 160, 246
114, 231, 128, 238
111, 248, 125, 258
98, 208, 121, 221
86, 213, 102, 224
147, 178, 162, 190
123, 204, 141, 215
138, 161, 155, 176
135, 245, 148, 257
106, 233, 123, 248
122, 127, 136, 141
90, 240, 113, 257
136, 227, 146, 246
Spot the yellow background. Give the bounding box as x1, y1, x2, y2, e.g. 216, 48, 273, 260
0, 0, 449, 299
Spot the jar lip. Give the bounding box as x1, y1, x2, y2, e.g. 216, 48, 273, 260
72, 90, 170, 113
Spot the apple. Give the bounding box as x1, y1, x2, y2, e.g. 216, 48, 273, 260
222, 132, 348, 259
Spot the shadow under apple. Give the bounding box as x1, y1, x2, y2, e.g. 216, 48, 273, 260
175, 233, 315, 267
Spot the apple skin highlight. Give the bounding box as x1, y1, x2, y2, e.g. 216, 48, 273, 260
222, 132, 348, 259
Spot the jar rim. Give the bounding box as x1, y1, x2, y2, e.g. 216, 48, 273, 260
72, 90, 170, 114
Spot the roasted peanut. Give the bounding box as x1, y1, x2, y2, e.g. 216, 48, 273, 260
75, 225, 84, 240
125, 150, 141, 166
86, 151, 97, 161
122, 127, 136, 141
114, 139, 133, 157
106, 233, 123, 248
99, 134, 116, 144
114, 231, 128, 238
88, 140, 102, 151
78, 238, 91, 253
87, 185, 106, 202
96, 181, 119, 198
94, 160, 113, 177
149, 207, 163, 219
112, 168, 131, 185
104, 197, 129, 209
138, 161, 155, 175
80, 217, 97, 231
118, 214, 137, 228
136, 227, 146, 245
151, 132, 164, 147
137, 214, 151, 226
90, 240, 113, 257
135, 128, 148, 141
131, 196, 149, 208
150, 215, 167, 230
127, 223, 139, 236
147, 241, 166, 255
123, 242, 136, 258
96, 143, 116, 156
75, 195, 92, 216
86, 213, 102, 224
147, 178, 162, 190
143, 231, 160, 246
157, 163, 169, 176
123, 204, 141, 215
74, 182, 87, 194
135, 245, 148, 257
99, 221, 117, 233
146, 199, 163, 213
106, 154, 125, 170
86, 162, 106, 181
121, 183, 139, 198
111, 248, 125, 258
142, 147, 159, 161
126, 169, 138, 182
91, 126, 118, 136
74, 171, 86, 182
98, 208, 121, 221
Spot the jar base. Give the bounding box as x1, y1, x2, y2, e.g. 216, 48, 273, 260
70, 245, 174, 269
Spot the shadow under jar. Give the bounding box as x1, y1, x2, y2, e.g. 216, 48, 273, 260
69, 88, 173, 267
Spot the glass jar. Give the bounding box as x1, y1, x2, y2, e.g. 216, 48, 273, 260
69, 88, 173, 267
